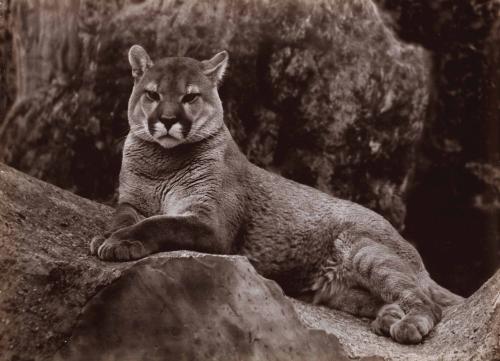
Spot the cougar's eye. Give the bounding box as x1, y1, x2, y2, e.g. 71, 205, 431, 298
144, 90, 160, 102
182, 93, 200, 104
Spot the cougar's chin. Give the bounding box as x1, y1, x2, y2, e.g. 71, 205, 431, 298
156, 135, 183, 148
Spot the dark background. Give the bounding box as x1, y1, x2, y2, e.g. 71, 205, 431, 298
0, 0, 498, 296
377, 0, 499, 296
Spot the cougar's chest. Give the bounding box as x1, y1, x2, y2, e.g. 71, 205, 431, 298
118, 168, 166, 217
118, 136, 174, 217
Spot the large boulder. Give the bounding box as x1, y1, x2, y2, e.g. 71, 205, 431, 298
54, 254, 350, 361
0, 165, 498, 361
0, 0, 429, 229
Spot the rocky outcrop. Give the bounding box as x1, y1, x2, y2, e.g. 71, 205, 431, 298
54, 254, 352, 361
0, 164, 498, 361
0, 0, 429, 229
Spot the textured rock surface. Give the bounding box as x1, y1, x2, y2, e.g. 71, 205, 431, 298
1, 165, 499, 360
54, 254, 350, 361
0, 0, 13, 122
0, 164, 115, 359
0, 0, 429, 229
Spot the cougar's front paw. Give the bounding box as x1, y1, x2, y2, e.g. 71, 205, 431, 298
90, 235, 106, 256
96, 237, 150, 261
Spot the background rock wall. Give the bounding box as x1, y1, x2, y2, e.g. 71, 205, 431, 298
0, 0, 428, 229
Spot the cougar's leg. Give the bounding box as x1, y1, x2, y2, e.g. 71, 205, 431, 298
310, 251, 383, 318
350, 238, 442, 344
313, 284, 383, 319
96, 215, 223, 261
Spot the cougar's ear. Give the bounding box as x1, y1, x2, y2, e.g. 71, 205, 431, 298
201, 51, 228, 85
128, 45, 153, 80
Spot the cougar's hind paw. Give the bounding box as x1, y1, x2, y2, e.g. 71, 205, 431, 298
390, 314, 433, 344
97, 238, 149, 261
371, 304, 405, 336
90, 235, 106, 256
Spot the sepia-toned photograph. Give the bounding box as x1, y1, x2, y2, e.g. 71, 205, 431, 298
0, 0, 498, 360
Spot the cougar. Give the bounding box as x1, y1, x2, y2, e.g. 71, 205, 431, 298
90, 45, 463, 344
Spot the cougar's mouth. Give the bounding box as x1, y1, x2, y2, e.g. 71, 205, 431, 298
157, 133, 175, 139
157, 131, 183, 141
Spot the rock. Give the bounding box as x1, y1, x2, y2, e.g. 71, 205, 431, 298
54, 254, 350, 361
0, 163, 115, 360
0, 0, 430, 229
0, 1, 14, 122
0, 164, 498, 360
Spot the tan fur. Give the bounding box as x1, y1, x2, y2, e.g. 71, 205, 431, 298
90, 46, 464, 344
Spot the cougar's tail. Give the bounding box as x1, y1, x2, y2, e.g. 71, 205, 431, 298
426, 277, 465, 307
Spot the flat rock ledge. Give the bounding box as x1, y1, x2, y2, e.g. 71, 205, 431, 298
0, 162, 498, 361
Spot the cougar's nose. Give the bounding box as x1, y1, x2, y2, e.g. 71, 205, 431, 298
159, 116, 178, 131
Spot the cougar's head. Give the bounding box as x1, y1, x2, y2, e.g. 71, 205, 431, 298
127, 45, 228, 148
